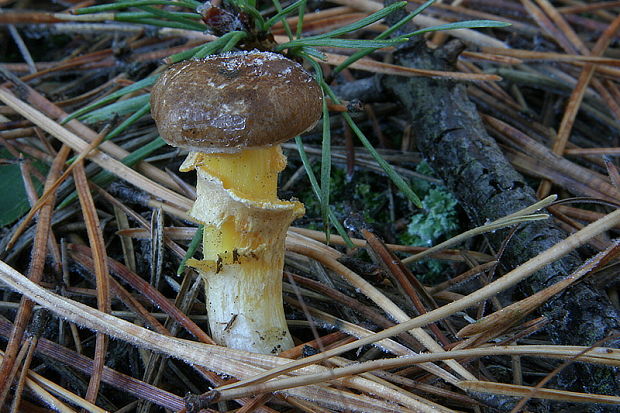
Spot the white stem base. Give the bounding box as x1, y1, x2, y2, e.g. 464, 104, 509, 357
199, 258, 294, 354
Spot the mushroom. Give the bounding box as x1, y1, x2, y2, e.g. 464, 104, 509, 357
150, 50, 323, 354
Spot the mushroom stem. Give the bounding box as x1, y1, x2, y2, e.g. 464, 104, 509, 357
182, 146, 304, 354
150, 51, 322, 354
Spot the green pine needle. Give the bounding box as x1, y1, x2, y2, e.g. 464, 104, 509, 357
78, 94, 150, 124
62, 76, 157, 124
58, 137, 168, 209
74, 0, 200, 14
320, 98, 332, 242
105, 103, 151, 141
295, 136, 354, 247
322, 84, 422, 208
277, 37, 405, 51
177, 225, 204, 275
399, 20, 512, 38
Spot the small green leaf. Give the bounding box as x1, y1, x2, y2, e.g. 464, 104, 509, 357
0, 151, 48, 227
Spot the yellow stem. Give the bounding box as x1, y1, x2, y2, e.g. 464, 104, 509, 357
181, 145, 304, 354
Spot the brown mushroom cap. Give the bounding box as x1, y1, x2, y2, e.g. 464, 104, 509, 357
150, 50, 323, 152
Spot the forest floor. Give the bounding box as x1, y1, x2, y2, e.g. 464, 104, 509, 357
0, 0, 620, 412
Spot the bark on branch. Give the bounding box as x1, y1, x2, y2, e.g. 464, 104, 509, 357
374, 14, 619, 412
